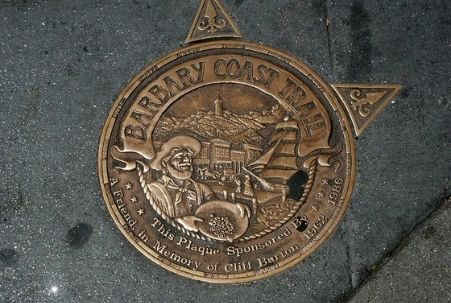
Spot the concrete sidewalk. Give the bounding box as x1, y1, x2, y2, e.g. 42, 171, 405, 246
346, 198, 450, 303
0, 1, 449, 302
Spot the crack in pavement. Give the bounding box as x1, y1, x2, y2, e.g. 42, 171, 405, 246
340, 193, 451, 303
323, 0, 334, 74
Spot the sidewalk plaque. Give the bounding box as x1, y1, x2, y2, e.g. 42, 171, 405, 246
98, 0, 400, 283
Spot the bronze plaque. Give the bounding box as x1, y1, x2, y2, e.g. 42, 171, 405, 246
98, 0, 400, 283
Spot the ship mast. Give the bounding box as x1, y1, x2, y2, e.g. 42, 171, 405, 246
248, 117, 300, 185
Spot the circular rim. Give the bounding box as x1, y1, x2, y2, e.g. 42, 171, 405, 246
98, 40, 356, 284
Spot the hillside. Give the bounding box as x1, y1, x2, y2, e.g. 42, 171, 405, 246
154, 105, 285, 145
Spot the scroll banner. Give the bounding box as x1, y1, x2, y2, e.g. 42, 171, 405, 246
112, 55, 334, 170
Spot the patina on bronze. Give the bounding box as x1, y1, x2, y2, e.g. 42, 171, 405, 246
98, 0, 400, 283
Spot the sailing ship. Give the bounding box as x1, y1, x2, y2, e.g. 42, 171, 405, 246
249, 117, 301, 188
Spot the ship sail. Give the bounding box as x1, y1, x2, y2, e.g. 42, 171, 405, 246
259, 169, 299, 182
267, 156, 298, 169
248, 118, 301, 185
249, 131, 285, 171
277, 143, 297, 156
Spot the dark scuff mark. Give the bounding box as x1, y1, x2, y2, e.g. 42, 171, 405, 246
0, 186, 25, 215
421, 225, 436, 239
0, 0, 28, 7
347, 2, 372, 81
400, 86, 411, 99
295, 216, 309, 232
0, 248, 19, 267
312, 0, 335, 72
323, 0, 334, 72
287, 171, 309, 201
66, 223, 93, 249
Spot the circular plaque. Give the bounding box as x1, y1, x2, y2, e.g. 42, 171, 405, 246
98, 40, 356, 283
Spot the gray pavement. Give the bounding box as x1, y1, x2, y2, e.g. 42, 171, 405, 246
347, 198, 450, 303
0, 1, 450, 303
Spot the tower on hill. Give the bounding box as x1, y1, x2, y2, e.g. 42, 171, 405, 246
214, 91, 224, 117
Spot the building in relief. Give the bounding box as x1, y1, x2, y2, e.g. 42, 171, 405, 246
192, 93, 262, 178
193, 138, 262, 177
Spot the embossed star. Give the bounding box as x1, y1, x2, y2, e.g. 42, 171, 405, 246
317, 191, 325, 198
321, 178, 329, 185
137, 209, 145, 216
131, 196, 138, 203
311, 205, 320, 212
125, 182, 133, 190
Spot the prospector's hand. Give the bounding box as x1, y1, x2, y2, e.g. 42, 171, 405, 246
236, 203, 251, 218
176, 216, 203, 232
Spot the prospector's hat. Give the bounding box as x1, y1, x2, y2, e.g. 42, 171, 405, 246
150, 136, 201, 171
